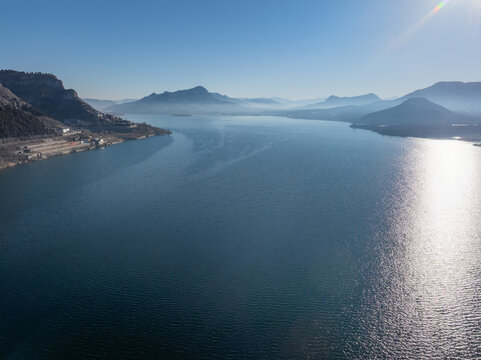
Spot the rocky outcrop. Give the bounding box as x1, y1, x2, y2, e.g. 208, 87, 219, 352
0, 83, 60, 138
0, 71, 104, 126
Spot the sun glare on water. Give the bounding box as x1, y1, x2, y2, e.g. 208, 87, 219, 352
361, 139, 481, 357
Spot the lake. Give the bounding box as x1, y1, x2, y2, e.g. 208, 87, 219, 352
1, 115, 480, 359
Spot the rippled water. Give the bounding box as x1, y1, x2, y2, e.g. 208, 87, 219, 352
0, 115, 480, 359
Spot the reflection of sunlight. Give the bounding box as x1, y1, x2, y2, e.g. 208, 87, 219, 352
410, 141, 479, 298
396, 140, 481, 356
364, 140, 481, 358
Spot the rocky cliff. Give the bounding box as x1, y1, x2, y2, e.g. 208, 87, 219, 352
0, 71, 107, 127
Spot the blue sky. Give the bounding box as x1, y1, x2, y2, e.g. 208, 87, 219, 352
1, 0, 480, 99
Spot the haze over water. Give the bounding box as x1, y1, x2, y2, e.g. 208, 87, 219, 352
1, 115, 480, 359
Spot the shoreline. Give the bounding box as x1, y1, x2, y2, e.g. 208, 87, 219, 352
0, 130, 171, 172
349, 122, 481, 144
240, 113, 481, 144
272, 113, 481, 144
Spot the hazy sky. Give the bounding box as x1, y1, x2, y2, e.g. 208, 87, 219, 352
1, 0, 480, 100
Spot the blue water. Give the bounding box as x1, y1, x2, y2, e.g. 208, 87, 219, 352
1, 115, 480, 359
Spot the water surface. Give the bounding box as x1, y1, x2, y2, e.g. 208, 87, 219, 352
1, 115, 480, 359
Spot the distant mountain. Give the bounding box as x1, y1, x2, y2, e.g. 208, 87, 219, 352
0, 83, 59, 138
304, 93, 381, 108
108, 86, 246, 114
0, 70, 105, 127
211, 92, 235, 102
211, 93, 283, 108
281, 88, 481, 140
271, 97, 327, 107
238, 98, 279, 105
358, 97, 468, 126
117, 98, 138, 104
107, 86, 297, 114
83, 98, 117, 111
292, 97, 327, 106
83, 98, 140, 111
283, 99, 398, 122
402, 81, 481, 115
283, 81, 481, 124
352, 97, 481, 140
137, 86, 231, 104
237, 98, 286, 109
148, 86, 231, 104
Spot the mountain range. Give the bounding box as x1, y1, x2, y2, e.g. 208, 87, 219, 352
83, 98, 137, 111
350, 97, 481, 140
287, 80, 479, 114
2, 71, 481, 142
83, 98, 117, 111
401, 81, 481, 115
106, 87, 388, 115
105, 86, 291, 114
103, 81, 481, 119
279, 82, 481, 140
302, 93, 381, 109
107, 86, 239, 114
359, 97, 472, 126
